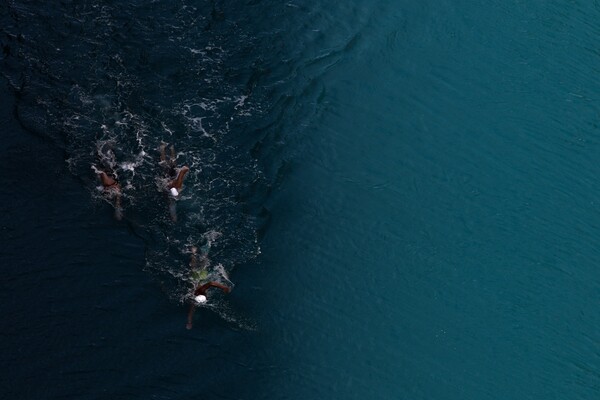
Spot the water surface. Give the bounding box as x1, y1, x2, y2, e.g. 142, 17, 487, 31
2, 1, 600, 399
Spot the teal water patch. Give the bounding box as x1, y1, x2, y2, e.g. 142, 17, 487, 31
248, 0, 600, 398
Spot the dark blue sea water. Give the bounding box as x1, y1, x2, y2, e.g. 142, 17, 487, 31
2, 1, 600, 399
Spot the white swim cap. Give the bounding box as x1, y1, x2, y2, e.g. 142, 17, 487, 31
195, 295, 207, 304
170, 187, 179, 197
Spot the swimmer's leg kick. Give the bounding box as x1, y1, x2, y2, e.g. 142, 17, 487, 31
159, 143, 177, 175
159, 143, 167, 163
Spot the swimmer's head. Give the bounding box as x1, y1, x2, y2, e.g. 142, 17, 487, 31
195, 295, 207, 304
170, 187, 179, 197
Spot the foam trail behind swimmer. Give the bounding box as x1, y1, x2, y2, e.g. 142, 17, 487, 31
215, 263, 234, 287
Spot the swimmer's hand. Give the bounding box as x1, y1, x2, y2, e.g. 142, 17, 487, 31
186, 322, 193, 330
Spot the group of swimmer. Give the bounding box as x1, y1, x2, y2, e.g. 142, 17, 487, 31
94, 143, 232, 329
96, 143, 189, 221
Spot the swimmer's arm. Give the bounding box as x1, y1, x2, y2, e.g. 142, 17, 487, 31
170, 166, 190, 189
194, 281, 230, 296
98, 171, 116, 187
186, 303, 196, 330
206, 281, 231, 293
194, 282, 210, 296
